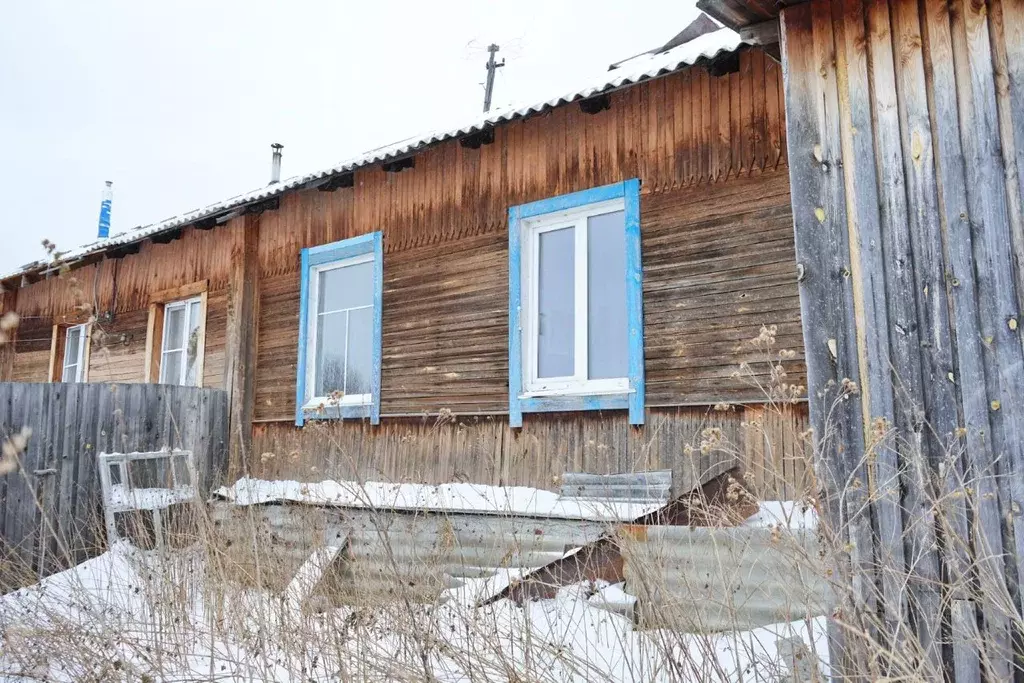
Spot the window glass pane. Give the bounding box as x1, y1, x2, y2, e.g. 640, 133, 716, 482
587, 210, 629, 380
62, 363, 79, 383
184, 350, 199, 386
128, 458, 173, 489
318, 261, 372, 312
346, 306, 373, 396
171, 454, 191, 487
64, 327, 81, 373
109, 463, 123, 486
161, 350, 183, 385
184, 301, 203, 386
537, 227, 575, 378
314, 311, 347, 398
164, 306, 186, 352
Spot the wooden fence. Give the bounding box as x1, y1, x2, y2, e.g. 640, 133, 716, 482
781, 0, 1024, 678
0, 382, 228, 586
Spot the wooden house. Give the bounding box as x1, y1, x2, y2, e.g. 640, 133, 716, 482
0, 24, 809, 498
2, 0, 1023, 676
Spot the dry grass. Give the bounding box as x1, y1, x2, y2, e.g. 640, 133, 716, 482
0, 311, 1021, 681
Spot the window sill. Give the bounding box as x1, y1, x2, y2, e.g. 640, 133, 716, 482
300, 401, 373, 423
518, 393, 630, 415
519, 387, 632, 400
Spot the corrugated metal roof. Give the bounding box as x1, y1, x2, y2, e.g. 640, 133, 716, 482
3, 28, 746, 283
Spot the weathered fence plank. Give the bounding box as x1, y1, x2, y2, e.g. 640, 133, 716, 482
782, 0, 1024, 679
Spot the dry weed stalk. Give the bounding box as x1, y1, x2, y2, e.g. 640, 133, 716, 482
2, 321, 1020, 681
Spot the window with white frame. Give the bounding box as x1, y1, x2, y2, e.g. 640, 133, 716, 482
61, 324, 88, 382
522, 198, 630, 395
304, 253, 374, 408
159, 297, 204, 386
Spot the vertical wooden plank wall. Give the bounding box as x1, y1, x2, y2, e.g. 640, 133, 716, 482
781, 0, 1024, 678
0, 383, 229, 588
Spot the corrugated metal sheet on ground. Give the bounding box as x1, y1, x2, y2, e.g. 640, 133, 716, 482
559, 470, 672, 503
621, 524, 831, 632
3, 28, 747, 281
210, 501, 613, 605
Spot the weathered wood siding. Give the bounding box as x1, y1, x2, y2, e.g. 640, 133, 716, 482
781, 0, 1024, 677
4, 224, 234, 389
643, 170, 803, 404
0, 47, 809, 498
252, 403, 813, 500
255, 168, 799, 422
9, 314, 51, 383
0, 383, 228, 586
253, 50, 798, 421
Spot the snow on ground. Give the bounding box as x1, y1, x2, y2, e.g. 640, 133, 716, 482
741, 501, 818, 530
0, 542, 830, 682
217, 477, 668, 522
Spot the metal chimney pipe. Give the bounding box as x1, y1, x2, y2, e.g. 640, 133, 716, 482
97, 181, 113, 239
270, 143, 283, 184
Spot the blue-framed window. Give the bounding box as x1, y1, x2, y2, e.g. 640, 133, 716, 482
296, 232, 383, 426
508, 179, 644, 427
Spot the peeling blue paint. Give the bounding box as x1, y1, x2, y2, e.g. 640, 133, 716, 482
508, 205, 524, 428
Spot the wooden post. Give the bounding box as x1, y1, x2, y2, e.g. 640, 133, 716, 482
0, 288, 17, 381
223, 215, 260, 478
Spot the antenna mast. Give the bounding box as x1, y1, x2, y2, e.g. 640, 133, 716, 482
483, 44, 504, 112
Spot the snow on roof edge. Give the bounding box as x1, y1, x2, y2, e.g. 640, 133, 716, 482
3, 28, 746, 283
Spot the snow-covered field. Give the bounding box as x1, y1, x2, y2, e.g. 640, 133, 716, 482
0, 540, 829, 682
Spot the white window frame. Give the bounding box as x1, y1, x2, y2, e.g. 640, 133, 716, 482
520, 197, 630, 397
303, 252, 374, 410
98, 450, 197, 550
159, 296, 203, 386
61, 324, 88, 382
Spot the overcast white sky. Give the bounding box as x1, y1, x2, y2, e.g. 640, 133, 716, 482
0, 1, 699, 274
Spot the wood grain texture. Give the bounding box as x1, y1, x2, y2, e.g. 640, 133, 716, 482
781, 0, 1024, 677
254, 171, 806, 423
249, 403, 813, 500
253, 50, 788, 278
0, 382, 228, 585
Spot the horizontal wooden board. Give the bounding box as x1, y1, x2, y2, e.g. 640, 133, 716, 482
641, 170, 805, 405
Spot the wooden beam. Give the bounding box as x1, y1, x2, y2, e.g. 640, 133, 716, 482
223, 215, 260, 477
143, 303, 164, 383
47, 325, 61, 382
104, 242, 141, 260
739, 19, 780, 46
0, 288, 16, 381
151, 227, 184, 244
149, 280, 209, 305
243, 197, 280, 216
80, 323, 92, 382
194, 290, 208, 389
707, 51, 742, 77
